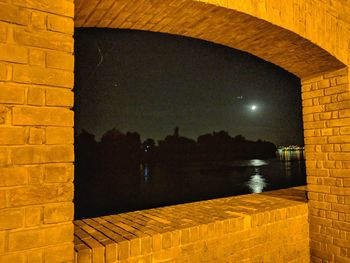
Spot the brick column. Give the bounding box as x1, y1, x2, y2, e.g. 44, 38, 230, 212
0, 1, 75, 262
302, 67, 350, 262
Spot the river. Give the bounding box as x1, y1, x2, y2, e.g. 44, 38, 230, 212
76, 149, 306, 218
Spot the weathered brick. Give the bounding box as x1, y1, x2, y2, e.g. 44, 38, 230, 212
29, 128, 45, 145
0, 231, 5, 254
46, 88, 73, 107
11, 145, 74, 165
25, 206, 42, 227
13, 65, 73, 88
46, 145, 74, 163
30, 11, 46, 30
328, 136, 350, 143
326, 101, 350, 111
0, 101, 12, 126
28, 87, 45, 106
0, 24, 6, 43
44, 164, 73, 183
0, 127, 25, 145
27, 165, 43, 184
329, 169, 350, 177
44, 243, 75, 263
336, 76, 349, 85
339, 127, 350, 135
8, 223, 73, 251
324, 68, 348, 78
29, 49, 46, 66
0, 3, 29, 25
0, 254, 25, 263
46, 51, 74, 71
0, 43, 27, 64
10, 146, 45, 165
46, 127, 73, 144
47, 14, 74, 34
13, 28, 73, 53
324, 84, 349, 96
0, 63, 9, 81
13, 0, 74, 17
0, 147, 9, 166
0, 83, 25, 104
27, 250, 43, 263
304, 137, 327, 145
7, 183, 73, 207
303, 105, 325, 114
44, 202, 73, 223
12, 106, 73, 126
327, 118, 350, 127
317, 79, 330, 89
0, 209, 23, 230
302, 89, 324, 99
330, 187, 350, 196
0, 167, 27, 186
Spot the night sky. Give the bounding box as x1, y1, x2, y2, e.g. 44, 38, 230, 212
74, 28, 304, 146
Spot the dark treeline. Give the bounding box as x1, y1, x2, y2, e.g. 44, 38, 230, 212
74, 127, 276, 218
75, 127, 277, 169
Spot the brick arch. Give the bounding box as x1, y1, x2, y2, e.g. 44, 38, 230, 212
75, 0, 346, 78
0, 0, 349, 262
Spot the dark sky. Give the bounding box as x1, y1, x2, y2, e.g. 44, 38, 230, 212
74, 28, 304, 146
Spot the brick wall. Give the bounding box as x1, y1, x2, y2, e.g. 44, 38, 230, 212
302, 67, 350, 262
0, 0, 349, 262
74, 188, 309, 263
0, 1, 75, 262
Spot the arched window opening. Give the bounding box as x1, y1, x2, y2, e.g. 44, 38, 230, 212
74, 29, 306, 219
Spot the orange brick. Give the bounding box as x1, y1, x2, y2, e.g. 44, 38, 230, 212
7, 183, 73, 207
44, 164, 73, 183
13, 64, 74, 88
29, 49, 46, 66
46, 51, 74, 71
0, 43, 27, 64
47, 14, 74, 34
0, 83, 25, 104
0, 127, 25, 145
44, 243, 75, 263
27, 165, 43, 184
25, 206, 42, 227
12, 106, 73, 126
46, 88, 73, 107
28, 87, 45, 106
0, 167, 27, 186
8, 223, 73, 251
0, 209, 24, 230
0, 254, 25, 263
13, 28, 73, 53
44, 202, 73, 224
12, 0, 74, 17
0, 2, 29, 25
31, 11, 46, 29
29, 128, 45, 145
46, 127, 73, 144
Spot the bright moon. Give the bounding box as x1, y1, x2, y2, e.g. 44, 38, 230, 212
251, 105, 257, 111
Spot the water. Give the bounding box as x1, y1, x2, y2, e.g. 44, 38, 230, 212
75, 150, 306, 219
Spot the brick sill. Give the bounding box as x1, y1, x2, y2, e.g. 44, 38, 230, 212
74, 186, 309, 262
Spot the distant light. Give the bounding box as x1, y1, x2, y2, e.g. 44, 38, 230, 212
251, 105, 257, 111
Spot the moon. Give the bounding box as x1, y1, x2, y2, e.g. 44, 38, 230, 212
251, 105, 257, 111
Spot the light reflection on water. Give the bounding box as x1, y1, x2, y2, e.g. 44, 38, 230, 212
246, 168, 267, 193
140, 149, 305, 196
246, 149, 304, 193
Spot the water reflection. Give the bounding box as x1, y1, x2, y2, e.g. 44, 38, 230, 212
277, 148, 303, 161
142, 163, 150, 183
249, 159, 268, 166
246, 167, 268, 193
